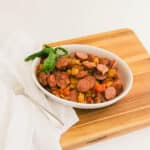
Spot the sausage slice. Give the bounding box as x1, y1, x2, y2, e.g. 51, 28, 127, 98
77, 78, 90, 92
99, 58, 110, 66
56, 57, 70, 69
77, 76, 96, 92
110, 59, 117, 68
112, 79, 123, 95
76, 70, 88, 78
96, 64, 109, 75
83, 61, 96, 69
85, 76, 96, 89
38, 72, 48, 86
75, 51, 88, 60
105, 86, 117, 100
47, 74, 56, 88
94, 73, 107, 80
69, 90, 78, 101
55, 72, 70, 88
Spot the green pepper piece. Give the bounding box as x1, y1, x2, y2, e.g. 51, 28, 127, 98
24, 47, 55, 61
41, 51, 57, 72
54, 47, 68, 57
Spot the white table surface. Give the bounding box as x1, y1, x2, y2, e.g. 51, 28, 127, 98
0, 0, 150, 150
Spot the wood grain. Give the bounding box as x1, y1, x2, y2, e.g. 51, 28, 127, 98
48, 28, 150, 149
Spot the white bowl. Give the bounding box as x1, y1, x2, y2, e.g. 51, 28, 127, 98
32, 44, 133, 109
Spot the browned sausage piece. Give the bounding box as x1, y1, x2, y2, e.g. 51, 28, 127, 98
75, 51, 88, 60
105, 86, 117, 100
56, 57, 70, 69
99, 57, 110, 66
112, 79, 123, 95
69, 90, 78, 101
77, 76, 96, 92
85, 76, 96, 89
82, 61, 96, 69
110, 59, 117, 68
94, 73, 107, 80
47, 74, 56, 88
96, 64, 109, 75
88, 54, 97, 61
77, 78, 90, 92
38, 72, 48, 86
56, 72, 70, 88
76, 70, 88, 78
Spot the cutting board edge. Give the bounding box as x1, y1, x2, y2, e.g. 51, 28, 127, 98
62, 105, 150, 150
62, 121, 150, 150
48, 28, 134, 45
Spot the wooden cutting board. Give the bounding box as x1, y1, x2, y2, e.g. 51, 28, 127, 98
48, 29, 150, 150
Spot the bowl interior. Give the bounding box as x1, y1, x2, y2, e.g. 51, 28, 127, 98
62, 44, 131, 91
32, 44, 133, 109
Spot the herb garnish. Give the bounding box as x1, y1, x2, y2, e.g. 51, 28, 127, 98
24, 45, 68, 72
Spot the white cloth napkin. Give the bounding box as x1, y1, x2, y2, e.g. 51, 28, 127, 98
0, 32, 79, 150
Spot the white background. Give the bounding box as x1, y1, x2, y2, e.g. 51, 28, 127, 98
0, 0, 150, 150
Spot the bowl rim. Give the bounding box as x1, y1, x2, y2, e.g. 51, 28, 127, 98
32, 44, 133, 109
